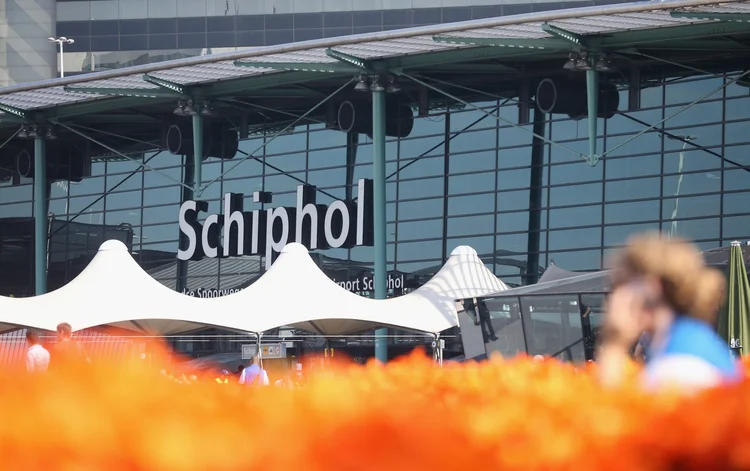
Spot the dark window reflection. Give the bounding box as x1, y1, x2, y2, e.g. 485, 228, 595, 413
520, 295, 583, 360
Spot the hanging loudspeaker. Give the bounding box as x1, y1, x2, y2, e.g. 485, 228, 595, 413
16, 150, 32, 178
165, 124, 184, 155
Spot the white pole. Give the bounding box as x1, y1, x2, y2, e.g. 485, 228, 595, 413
59, 42, 65, 78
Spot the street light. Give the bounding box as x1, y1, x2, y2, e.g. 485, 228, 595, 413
48, 36, 75, 78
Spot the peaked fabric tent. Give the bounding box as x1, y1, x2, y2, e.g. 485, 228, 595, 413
0, 241, 506, 336
209, 244, 507, 335
416, 246, 509, 301
0, 240, 216, 335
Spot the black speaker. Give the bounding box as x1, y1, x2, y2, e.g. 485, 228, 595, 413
9, 144, 90, 182
535, 77, 619, 120
334, 99, 414, 138
162, 122, 239, 159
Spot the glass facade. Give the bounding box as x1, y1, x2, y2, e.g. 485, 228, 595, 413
1, 70, 749, 358
54, 0, 620, 74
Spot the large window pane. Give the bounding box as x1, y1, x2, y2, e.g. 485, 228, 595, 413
662, 172, 721, 197
396, 239, 442, 262
662, 217, 720, 242
603, 222, 659, 247
447, 214, 494, 237
604, 200, 660, 225
723, 191, 750, 216
548, 205, 601, 229
520, 295, 582, 357
661, 194, 720, 220
448, 193, 494, 217
549, 183, 601, 207
397, 219, 442, 242
664, 77, 723, 106
604, 176, 660, 202
398, 197, 442, 221
550, 161, 602, 185
449, 171, 494, 195
450, 149, 496, 173
548, 227, 600, 251
483, 296, 527, 357
723, 215, 750, 240
496, 211, 531, 234
547, 249, 601, 271
605, 154, 661, 180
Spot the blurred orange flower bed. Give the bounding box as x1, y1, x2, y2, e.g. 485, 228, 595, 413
1, 349, 749, 471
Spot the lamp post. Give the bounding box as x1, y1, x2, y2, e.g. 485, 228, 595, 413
48, 36, 75, 78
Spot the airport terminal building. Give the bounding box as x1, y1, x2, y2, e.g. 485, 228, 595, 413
0, 0, 749, 361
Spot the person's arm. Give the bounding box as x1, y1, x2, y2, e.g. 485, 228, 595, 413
597, 340, 633, 387
238, 368, 246, 384
597, 287, 646, 387
77, 342, 92, 364
26, 349, 34, 373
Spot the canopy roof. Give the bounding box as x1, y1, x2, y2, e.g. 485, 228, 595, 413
0, 240, 506, 336
480, 243, 749, 303
0, 0, 749, 160
536, 265, 590, 284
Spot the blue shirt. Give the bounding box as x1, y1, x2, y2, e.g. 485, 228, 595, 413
645, 316, 742, 388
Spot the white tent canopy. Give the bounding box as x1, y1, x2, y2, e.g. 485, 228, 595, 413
0, 240, 507, 336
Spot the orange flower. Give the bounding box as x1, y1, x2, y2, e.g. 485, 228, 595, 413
0, 346, 748, 471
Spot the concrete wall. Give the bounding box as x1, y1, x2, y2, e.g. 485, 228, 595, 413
0, 0, 57, 86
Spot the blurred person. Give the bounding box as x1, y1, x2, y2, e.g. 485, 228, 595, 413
235, 364, 245, 380
533, 355, 545, 362
462, 298, 498, 343
633, 332, 651, 363
25, 330, 50, 373
50, 323, 91, 370
215, 370, 230, 384
476, 298, 498, 342
598, 233, 741, 392
239, 355, 270, 386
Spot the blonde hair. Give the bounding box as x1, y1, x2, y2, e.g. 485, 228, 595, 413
612, 232, 725, 323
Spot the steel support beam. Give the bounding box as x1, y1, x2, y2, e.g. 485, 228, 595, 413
142, 74, 187, 94
176, 156, 194, 294
0, 103, 28, 120
192, 112, 204, 196
33, 136, 47, 295
371, 80, 388, 364
326, 48, 372, 70
586, 67, 600, 165
541, 23, 587, 46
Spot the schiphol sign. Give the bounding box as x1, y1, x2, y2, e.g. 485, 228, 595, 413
177, 179, 374, 269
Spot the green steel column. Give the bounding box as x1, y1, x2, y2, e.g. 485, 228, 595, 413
372, 83, 388, 363
192, 112, 204, 195
585, 68, 599, 164
33, 135, 47, 295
